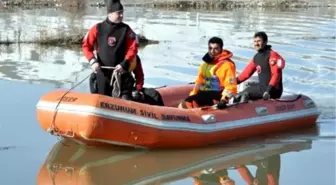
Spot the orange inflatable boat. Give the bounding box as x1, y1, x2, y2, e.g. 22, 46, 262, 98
36, 127, 316, 185
36, 82, 320, 149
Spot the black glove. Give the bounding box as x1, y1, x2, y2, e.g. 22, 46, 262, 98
266, 85, 273, 93
263, 85, 274, 100
89, 73, 98, 93
236, 77, 241, 85
119, 59, 130, 71
217, 100, 227, 109
232, 94, 240, 103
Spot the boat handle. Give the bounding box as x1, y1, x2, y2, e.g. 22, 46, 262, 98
255, 106, 268, 115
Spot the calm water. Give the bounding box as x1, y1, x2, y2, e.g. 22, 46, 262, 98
0, 6, 335, 185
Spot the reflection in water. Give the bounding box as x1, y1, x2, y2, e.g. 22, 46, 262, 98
0, 43, 85, 88
193, 154, 281, 185
36, 127, 319, 185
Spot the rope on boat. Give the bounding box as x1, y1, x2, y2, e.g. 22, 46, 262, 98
110, 69, 122, 98
48, 66, 117, 143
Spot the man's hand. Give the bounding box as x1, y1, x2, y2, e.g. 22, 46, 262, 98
252, 178, 259, 185
263, 91, 270, 100
91, 62, 100, 73
115, 64, 125, 73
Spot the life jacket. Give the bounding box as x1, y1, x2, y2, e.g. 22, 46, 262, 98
96, 19, 136, 72
190, 50, 237, 100
253, 46, 284, 92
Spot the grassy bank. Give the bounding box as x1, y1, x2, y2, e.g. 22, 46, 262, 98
1, 0, 335, 9
0, 33, 159, 47
1, 0, 84, 8
93, 0, 336, 9
0, 0, 332, 46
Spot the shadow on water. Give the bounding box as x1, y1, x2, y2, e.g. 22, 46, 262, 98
35, 125, 335, 185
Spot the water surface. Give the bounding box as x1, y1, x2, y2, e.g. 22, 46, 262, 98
0, 6, 335, 185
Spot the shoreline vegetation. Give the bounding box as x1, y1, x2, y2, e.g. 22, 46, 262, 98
100, 0, 336, 9
0, 33, 159, 47
0, 0, 334, 46
1, 0, 335, 9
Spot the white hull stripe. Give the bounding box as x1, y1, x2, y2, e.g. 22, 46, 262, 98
54, 134, 147, 149
79, 151, 147, 173
36, 101, 319, 133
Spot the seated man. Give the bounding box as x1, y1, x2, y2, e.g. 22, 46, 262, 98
83, 0, 137, 100
131, 55, 165, 106
236, 31, 285, 102
178, 37, 237, 109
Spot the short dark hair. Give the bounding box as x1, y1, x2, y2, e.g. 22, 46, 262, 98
254, 31, 268, 42
208, 37, 223, 48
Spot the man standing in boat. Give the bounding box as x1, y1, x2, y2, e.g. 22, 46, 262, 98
178, 37, 238, 109
236, 31, 285, 102
82, 0, 138, 100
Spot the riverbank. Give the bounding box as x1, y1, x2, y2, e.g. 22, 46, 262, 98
0, 34, 158, 47
100, 0, 336, 9
1, 0, 335, 10
1, 0, 84, 8
0, 7, 335, 185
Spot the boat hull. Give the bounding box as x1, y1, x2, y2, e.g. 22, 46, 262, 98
36, 84, 320, 149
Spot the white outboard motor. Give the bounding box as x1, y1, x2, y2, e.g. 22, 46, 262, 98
238, 75, 259, 93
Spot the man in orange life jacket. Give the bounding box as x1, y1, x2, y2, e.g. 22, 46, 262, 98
192, 168, 235, 185
236, 32, 285, 102
179, 37, 237, 109
83, 0, 137, 100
